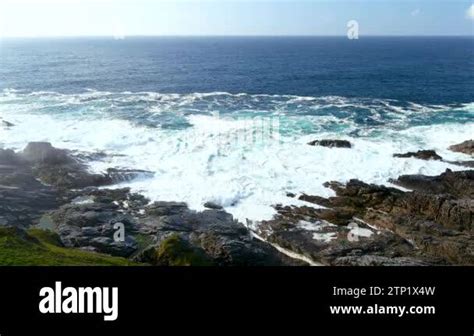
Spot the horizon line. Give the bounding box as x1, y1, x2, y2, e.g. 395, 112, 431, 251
1, 34, 473, 39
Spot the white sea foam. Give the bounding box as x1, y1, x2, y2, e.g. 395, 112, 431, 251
0, 91, 472, 223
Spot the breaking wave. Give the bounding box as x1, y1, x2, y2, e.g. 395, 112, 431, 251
1, 89, 473, 222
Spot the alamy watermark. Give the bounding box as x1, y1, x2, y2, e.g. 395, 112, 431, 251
113, 222, 125, 242
213, 112, 281, 151
347, 20, 359, 39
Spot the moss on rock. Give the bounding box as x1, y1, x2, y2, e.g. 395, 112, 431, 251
155, 234, 213, 266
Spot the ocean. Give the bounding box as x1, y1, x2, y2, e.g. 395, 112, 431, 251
0, 36, 473, 221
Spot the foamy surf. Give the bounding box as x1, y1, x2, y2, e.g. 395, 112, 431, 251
0, 90, 472, 223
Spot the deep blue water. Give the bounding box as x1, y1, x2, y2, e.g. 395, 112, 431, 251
1, 36, 473, 104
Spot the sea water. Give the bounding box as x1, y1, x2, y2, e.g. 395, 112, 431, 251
0, 37, 472, 222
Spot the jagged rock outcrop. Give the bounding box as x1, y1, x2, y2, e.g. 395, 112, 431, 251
449, 140, 474, 156
392, 169, 474, 199
261, 169, 473, 265
48, 190, 301, 265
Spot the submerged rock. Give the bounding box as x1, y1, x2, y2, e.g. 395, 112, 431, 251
106, 168, 155, 183
393, 150, 442, 161
203, 202, 223, 210
308, 139, 352, 148
1, 120, 15, 127
447, 160, 474, 168
393, 147, 474, 166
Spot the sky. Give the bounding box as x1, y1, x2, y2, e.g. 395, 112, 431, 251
0, 0, 473, 37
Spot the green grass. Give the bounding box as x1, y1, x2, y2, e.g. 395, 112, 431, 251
0, 227, 140, 266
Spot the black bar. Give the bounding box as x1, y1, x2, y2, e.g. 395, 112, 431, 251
0, 267, 471, 335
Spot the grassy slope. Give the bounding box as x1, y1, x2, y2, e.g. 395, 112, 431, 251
0, 227, 139, 266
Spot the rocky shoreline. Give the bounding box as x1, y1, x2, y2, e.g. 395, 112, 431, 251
0, 138, 473, 266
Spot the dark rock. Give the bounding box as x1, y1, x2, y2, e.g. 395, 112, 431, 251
273, 204, 356, 226
447, 160, 474, 168
49, 190, 140, 257
323, 179, 405, 213
298, 194, 332, 207
2, 143, 153, 190
2, 143, 295, 266
395, 193, 472, 232
308, 139, 352, 148
145, 234, 213, 266
136, 202, 298, 266
3, 140, 472, 266
332, 256, 430, 266
72, 151, 109, 162
89, 236, 137, 258
145, 202, 188, 217
392, 169, 474, 199
204, 202, 223, 210
258, 214, 424, 266
0, 158, 59, 228
0, 145, 153, 257
106, 168, 154, 183
393, 147, 474, 167
81, 226, 100, 237
68, 187, 149, 213
0, 142, 112, 190
449, 140, 474, 156
1, 120, 15, 127
0, 149, 23, 166
260, 168, 474, 265
21, 142, 74, 165
393, 150, 442, 161
47, 188, 296, 265
35, 165, 112, 190
363, 211, 473, 265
